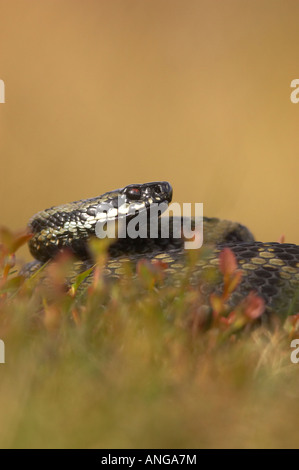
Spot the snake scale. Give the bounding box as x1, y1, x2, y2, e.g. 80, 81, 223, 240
25, 182, 299, 318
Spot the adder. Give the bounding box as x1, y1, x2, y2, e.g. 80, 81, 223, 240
25, 181, 299, 318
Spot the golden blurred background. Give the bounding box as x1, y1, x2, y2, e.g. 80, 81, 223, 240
0, 0, 299, 261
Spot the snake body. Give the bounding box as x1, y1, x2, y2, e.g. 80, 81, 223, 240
26, 182, 299, 318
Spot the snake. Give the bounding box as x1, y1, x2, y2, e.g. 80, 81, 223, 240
25, 181, 299, 318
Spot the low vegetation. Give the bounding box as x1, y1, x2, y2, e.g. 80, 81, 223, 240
0, 228, 299, 448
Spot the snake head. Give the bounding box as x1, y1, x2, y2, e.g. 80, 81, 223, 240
27, 181, 173, 262
97, 181, 172, 220
113, 181, 173, 219
94, 181, 173, 222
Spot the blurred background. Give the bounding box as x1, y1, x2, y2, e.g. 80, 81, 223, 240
0, 0, 299, 261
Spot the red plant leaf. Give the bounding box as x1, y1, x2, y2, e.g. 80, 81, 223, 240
243, 291, 265, 320
0, 227, 32, 254
277, 234, 285, 244
219, 248, 238, 276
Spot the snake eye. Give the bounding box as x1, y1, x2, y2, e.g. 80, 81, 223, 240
126, 187, 142, 200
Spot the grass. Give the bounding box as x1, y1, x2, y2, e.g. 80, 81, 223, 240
0, 228, 299, 448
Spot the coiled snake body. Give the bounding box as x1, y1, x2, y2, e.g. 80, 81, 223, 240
26, 182, 299, 318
